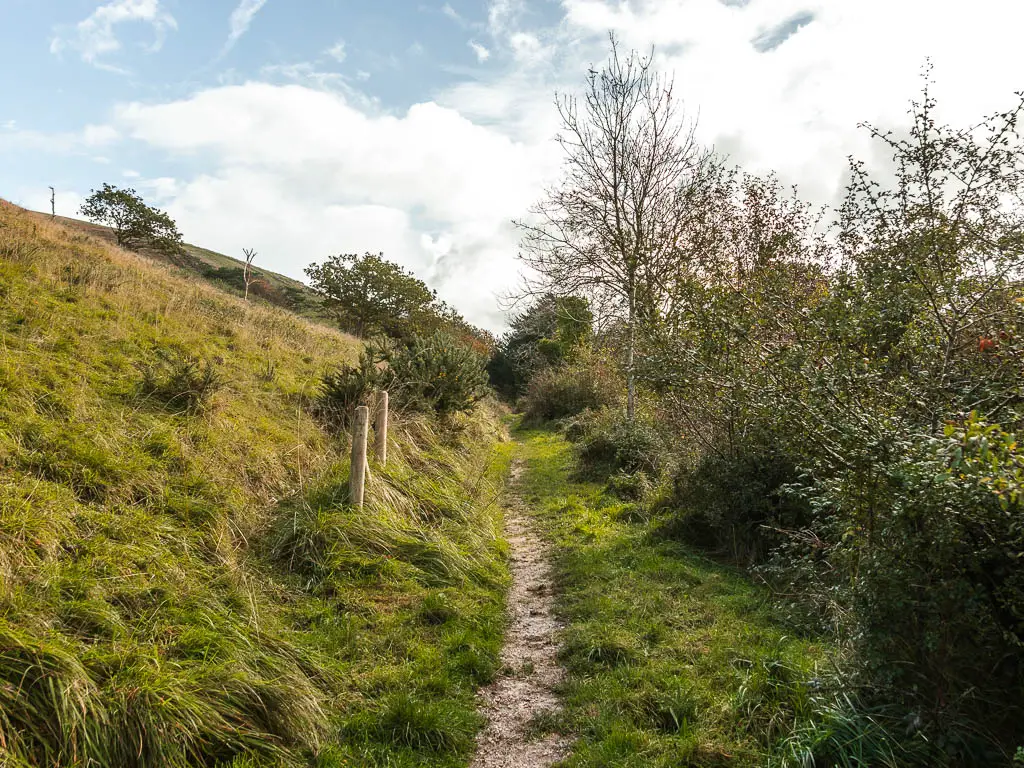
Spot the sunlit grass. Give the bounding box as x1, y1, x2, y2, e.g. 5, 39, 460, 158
514, 425, 836, 767
0, 200, 512, 767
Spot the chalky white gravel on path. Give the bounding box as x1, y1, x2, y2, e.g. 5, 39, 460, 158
469, 461, 572, 768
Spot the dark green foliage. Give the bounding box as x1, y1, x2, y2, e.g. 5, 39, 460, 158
636, 83, 1024, 759
571, 410, 664, 478
488, 294, 593, 399
604, 470, 653, 501
80, 184, 184, 256
760, 419, 1024, 755
520, 350, 620, 423
316, 346, 384, 425
139, 348, 222, 412
669, 431, 808, 563
304, 252, 437, 338
318, 332, 490, 419
389, 332, 490, 416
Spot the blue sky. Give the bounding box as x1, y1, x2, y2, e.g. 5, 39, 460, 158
2, 0, 1022, 329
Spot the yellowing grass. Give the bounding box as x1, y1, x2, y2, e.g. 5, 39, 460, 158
0, 200, 511, 768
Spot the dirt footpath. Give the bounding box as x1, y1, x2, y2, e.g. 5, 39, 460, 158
469, 461, 572, 768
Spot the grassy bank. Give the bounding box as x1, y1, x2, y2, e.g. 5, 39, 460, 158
514, 426, 847, 768
0, 201, 512, 767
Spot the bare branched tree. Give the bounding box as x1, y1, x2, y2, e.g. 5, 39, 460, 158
49, 186, 56, 220
516, 34, 713, 419
242, 248, 258, 301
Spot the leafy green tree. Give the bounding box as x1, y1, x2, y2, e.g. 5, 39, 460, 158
79, 184, 183, 255
305, 252, 437, 338
488, 294, 593, 399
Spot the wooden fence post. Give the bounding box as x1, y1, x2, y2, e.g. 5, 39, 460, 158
375, 391, 389, 466
350, 405, 369, 508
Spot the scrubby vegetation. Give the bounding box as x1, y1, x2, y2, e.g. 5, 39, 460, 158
497, 40, 1024, 764
317, 332, 490, 422
0, 201, 511, 767
514, 427, 908, 767
305, 251, 493, 353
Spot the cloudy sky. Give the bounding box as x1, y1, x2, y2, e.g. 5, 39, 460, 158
2, 0, 1022, 330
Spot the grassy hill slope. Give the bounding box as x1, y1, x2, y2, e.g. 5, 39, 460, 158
26, 210, 328, 320
0, 201, 511, 768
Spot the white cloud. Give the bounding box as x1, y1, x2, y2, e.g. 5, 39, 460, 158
469, 41, 491, 62
0, 124, 119, 154
325, 39, 347, 63
113, 84, 559, 328
82, 124, 121, 146
34, 0, 1024, 331
224, 0, 269, 53
442, 3, 463, 23
50, 0, 177, 70
556, 0, 1024, 204
487, 0, 525, 37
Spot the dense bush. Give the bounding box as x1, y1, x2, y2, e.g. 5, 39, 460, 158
604, 469, 653, 501
668, 430, 808, 563
759, 417, 1024, 754
568, 409, 665, 479
318, 333, 489, 422
520, 350, 620, 423
488, 294, 593, 400
510, 80, 1024, 759
389, 331, 489, 416
317, 345, 385, 426
631, 89, 1024, 758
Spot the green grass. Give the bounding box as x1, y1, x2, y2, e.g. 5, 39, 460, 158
34, 208, 330, 321
0, 201, 513, 767
514, 426, 847, 768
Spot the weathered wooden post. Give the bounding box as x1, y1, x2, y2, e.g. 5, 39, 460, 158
350, 405, 369, 508
375, 391, 389, 466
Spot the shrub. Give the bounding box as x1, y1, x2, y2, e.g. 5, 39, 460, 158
139, 349, 222, 412
762, 417, 1024, 751
520, 350, 620, 423
317, 346, 384, 425
667, 429, 808, 563
605, 470, 653, 501
574, 412, 665, 479
389, 332, 489, 417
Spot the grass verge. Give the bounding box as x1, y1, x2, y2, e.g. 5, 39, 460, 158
0, 200, 512, 767
514, 426, 864, 768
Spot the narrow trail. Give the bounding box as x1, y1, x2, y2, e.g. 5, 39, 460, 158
470, 460, 572, 768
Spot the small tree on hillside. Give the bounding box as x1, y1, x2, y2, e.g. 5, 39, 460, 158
242, 248, 258, 301
516, 35, 713, 420
80, 184, 183, 255
305, 252, 437, 338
